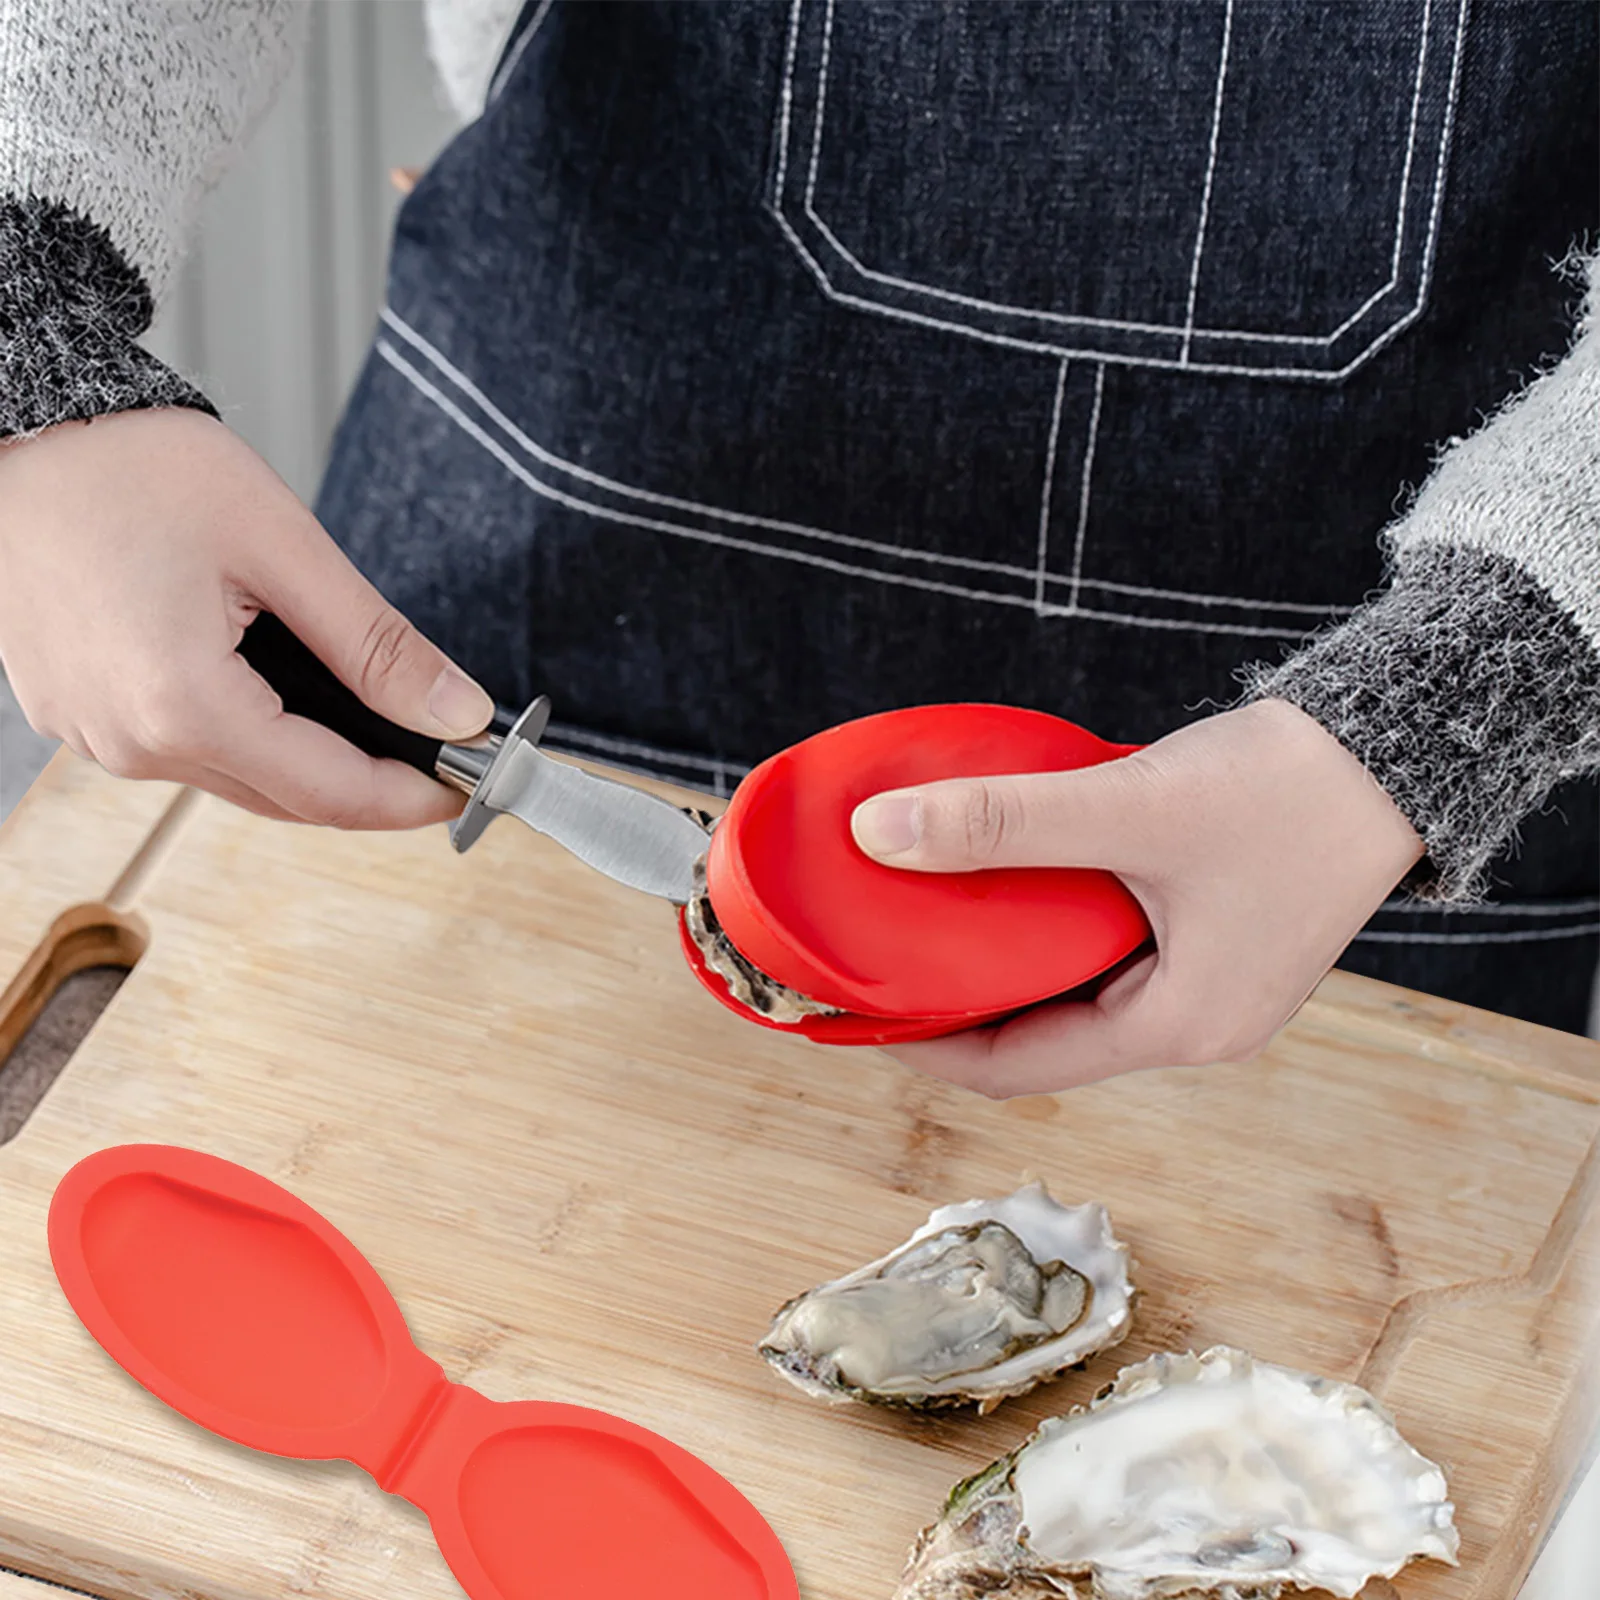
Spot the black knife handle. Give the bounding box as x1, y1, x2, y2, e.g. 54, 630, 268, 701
237, 613, 511, 778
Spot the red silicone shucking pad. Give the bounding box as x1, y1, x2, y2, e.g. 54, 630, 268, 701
681, 704, 1151, 1043
48, 1146, 796, 1600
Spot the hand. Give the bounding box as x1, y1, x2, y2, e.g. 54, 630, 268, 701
0, 408, 492, 827
849, 700, 1424, 1097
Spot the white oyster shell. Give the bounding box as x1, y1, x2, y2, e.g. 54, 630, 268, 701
760, 1182, 1134, 1409
896, 1346, 1460, 1600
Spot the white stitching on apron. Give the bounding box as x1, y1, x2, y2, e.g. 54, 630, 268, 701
1032, 358, 1070, 615
378, 333, 1326, 638
379, 308, 1364, 630
771, 0, 1469, 377
1180, 0, 1236, 364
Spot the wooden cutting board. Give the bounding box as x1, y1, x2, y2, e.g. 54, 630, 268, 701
0, 753, 1596, 1600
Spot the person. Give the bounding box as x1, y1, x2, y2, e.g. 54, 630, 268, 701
0, 1, 1595, 1098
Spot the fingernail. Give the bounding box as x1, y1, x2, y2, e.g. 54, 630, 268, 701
853, 794, 921, 857
427, 667, 494, 738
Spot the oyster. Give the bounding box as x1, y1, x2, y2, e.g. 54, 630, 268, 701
896, 1346, 1459, 1600
683, 855, 842, 1022
760, 1182, 1133, 1409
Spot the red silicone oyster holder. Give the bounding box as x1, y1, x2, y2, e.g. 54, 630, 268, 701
680, 704, 1151, 1045
48, 1145, 796, 1600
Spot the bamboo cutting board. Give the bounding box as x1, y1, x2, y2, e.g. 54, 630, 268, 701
0, 754, 1596, 1600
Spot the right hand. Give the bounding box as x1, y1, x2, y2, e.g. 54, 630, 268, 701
0, 407, 493, 828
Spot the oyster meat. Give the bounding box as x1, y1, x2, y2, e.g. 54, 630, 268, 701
683, 855, 842, 1022
760, 1182, 1133, 1408
896, 1346, 1459, 1600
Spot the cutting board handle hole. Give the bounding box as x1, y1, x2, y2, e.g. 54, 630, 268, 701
0, 903, 147, 1145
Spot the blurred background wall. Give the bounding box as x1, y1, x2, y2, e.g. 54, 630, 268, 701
143, 0, 458, 502
0, 9, 1593, 1592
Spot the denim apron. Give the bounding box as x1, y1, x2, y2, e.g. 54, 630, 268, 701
318, 0, 1600, 1033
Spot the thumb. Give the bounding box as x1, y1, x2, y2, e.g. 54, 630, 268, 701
249, 520, 493, 740
850, 763, 1151, 874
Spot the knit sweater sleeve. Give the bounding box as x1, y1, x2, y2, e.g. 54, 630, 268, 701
0, 0, 303, 440
1245, 255, 1600, 903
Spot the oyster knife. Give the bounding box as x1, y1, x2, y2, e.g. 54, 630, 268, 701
237, 614, 712, 903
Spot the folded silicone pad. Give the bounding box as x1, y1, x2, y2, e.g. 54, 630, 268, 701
680, 703, 1152, 1043
48, 1146, 798, 1600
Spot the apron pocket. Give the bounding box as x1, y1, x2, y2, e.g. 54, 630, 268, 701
772, 0, 1468, 380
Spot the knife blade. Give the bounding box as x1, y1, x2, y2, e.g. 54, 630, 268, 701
476, 736, 712, 903
237, 614, 714, 903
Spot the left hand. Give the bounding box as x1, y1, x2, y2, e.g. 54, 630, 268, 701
849, 699, 1424, 1097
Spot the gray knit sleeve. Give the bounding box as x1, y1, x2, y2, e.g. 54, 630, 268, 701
0, 0, 302, 439
0, 196, 218, 437
1246, 255, 1600, 902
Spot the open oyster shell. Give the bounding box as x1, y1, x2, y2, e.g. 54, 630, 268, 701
683, 855, 842, 1022
760, 1182, 1134, 1410
895, 1346, 1459, 1600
